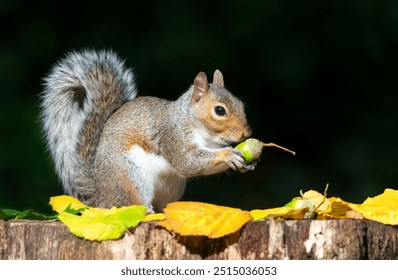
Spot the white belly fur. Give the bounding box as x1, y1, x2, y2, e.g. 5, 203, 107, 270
125, 144, 186, 211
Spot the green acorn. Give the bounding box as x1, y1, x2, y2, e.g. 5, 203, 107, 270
235, 138, 295, 163
284, 199, 313, 209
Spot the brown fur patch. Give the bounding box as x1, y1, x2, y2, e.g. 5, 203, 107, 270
121, 172, 142, 205
123, 132, 155, 154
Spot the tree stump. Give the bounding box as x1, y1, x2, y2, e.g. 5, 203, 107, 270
0, 219, 397, 259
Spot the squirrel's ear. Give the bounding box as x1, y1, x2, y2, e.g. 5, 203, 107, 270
213, 69, 224, 88
192, 72, 209, 102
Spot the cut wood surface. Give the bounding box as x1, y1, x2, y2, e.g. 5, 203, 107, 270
1, 219, 397, 260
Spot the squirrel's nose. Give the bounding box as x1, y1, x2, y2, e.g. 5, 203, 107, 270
242, 126, 252, 139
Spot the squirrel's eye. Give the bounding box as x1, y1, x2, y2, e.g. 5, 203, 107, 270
214, 105, 226, 116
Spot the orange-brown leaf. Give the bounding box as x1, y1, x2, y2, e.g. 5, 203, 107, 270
317, 197, 362, 220
250, 207, 308, 221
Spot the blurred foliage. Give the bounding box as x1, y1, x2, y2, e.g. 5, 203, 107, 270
1, 0, 398, 213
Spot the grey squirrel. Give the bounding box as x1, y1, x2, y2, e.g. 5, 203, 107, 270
40, 49, 255, 212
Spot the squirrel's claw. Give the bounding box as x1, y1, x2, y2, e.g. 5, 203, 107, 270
234, 148, 257, 173
225, 148, 256, 173
238, 162, 256, 173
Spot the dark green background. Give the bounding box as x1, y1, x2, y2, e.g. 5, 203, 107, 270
1, 0, 398, 213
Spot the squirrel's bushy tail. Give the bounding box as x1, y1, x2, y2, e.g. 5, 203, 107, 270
40, 50, 137, 200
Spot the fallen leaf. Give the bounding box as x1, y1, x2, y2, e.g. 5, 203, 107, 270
144, 213, 165, 222
50, 195, 88, 213
58, 205, 146, 241
159, 201, 252, 238
346, 209, 364, 220
0, 208, 57, 221
250, 207, 308, 221
317, 197, 362, 220
349, 188, 398, 225
301, 190, 330, 212
49, 195, 147, 241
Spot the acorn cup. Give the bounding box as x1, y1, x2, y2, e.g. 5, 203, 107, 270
235, 138, 296, 163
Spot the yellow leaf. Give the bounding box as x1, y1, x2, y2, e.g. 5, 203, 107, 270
159, 201, 252, 239
81, 206, 119, 217
49, 195, 147, 241
250, 207, 308, 221
58, 205, 146, 241
58, 212, 124, 240
301, 190, 330, 212
348, 188, 398, 225
49, 195, 88, 213
144, 213, 165, 222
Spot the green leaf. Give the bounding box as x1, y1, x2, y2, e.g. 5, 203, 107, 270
58, 205, 147, 241
0, 208, 57, 221
63, 204, 89, 215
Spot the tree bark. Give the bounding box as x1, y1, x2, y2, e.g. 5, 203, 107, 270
0, 219, 397, 260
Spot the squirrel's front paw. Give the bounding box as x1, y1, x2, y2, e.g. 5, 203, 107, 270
235, 149, 257, 173
224, 147, 255, 173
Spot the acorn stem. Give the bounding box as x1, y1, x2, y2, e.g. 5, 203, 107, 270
261, 142, 296, 155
